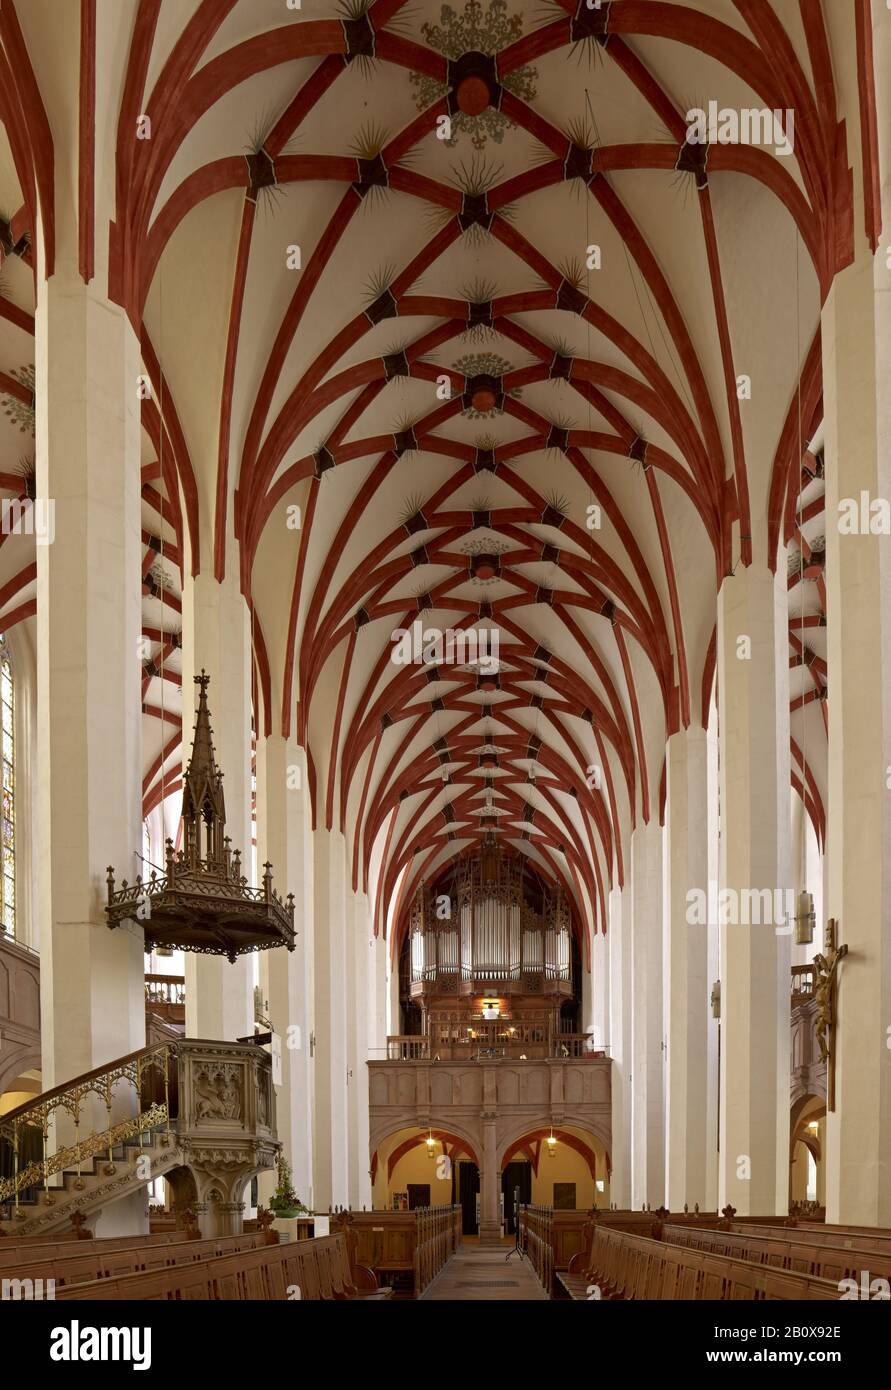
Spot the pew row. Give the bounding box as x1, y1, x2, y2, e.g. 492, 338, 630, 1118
52, 1234, 391, 1301
665, 1224, 891, 1285
331, 1206, 461, 1298
556, 1226, 841, 1301
0, 1228, 197, 1270
0, 1229, 275, 1289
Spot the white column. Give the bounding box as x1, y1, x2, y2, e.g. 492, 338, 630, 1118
350, 892, 374, 1209
588, 928, 610, 1050
607, 883, 631, 1207
717, 561, 791, 1215
706, 718, 720, 1211
35, 246, 146, 1086
313, 829, 350, 1208
665, 727, 710, 1211
181, 571, 252, 1041
821, 71, 891, 1219
630, 820, 664, 1208
257, 737, 314, 1207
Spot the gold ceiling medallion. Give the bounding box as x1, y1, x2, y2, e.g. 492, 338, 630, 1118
106, 672, 295, 961
409, 1, 538, 152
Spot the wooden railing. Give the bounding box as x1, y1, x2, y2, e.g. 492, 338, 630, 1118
384, 1032, 597, 1061
331, 1205, 461, 1297
791, 963, 816, 1002
521, 1205, 555, 1292
145, 975, 185, 1007
387, 1036, 429, 1061
414, 1205, 462, 1292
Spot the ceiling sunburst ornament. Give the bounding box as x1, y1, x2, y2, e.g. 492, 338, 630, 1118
1, 366, 35, 435
409, 1, 538, 152
453, 352, 521, 417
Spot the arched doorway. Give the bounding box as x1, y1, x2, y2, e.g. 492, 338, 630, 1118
500, 1125, 609, 1214
790, 1095, 826, 1208
371, 1125, 479, 1221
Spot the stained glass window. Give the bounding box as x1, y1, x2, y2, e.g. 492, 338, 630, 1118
0, 637, 14, 937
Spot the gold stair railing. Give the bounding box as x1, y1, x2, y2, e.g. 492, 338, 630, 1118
0, 1041, 176, 1214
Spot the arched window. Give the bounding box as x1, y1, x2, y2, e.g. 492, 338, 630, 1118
0, 636, 14, 937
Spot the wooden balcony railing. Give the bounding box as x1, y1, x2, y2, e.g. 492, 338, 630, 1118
145, 974, 186, 1008
791, 964, 816, 1003
384, 1032, 599, 1061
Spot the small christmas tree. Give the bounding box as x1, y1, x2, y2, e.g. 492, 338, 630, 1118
268, 1154, 306, 1217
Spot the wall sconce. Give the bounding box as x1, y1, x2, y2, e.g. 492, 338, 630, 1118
793, 890, 815, 946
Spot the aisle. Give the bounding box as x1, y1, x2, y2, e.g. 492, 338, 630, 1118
419, 1239, 548, 1300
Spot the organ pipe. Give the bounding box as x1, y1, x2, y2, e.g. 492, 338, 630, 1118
408, 840, 571, 986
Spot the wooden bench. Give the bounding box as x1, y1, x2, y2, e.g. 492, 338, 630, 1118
665, 1223, 891, 1286
0, 1227, 199, 1271
51, 1233, 391, 1301
331, 1206, 461, 1298
556, 1225, 840, 1301
742, 1221, 891, 1251
0, 1229, 275, 1290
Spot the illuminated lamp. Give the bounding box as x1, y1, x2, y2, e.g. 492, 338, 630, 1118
425, 1130, 436, 1158
546, 1129, 557, 1157
456, 74, 491, 116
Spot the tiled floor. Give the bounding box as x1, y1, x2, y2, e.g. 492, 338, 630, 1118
419, 1239, 548, 1300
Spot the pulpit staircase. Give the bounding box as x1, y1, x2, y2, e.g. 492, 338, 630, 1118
0, 1038, 278, 1237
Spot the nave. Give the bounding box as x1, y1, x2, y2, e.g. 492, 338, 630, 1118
1, 0, 891, 1366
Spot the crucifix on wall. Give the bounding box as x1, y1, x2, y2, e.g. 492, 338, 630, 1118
813, 918, 848, 1112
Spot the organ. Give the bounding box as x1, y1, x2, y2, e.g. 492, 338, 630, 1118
400, 837, 579, 1060
407, 836, 572, 996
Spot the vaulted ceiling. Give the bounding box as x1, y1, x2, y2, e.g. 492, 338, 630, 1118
0, 0, 870, 955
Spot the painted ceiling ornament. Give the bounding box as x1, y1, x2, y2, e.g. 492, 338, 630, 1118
453, 352, 521, 417
410, 0, 538, 152
0, 365, 35, 436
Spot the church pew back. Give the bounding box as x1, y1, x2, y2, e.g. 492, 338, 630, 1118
557, 1226, 840, 1301
665, 1223, 891, 1286
0, 1229, 274, 1289
51, 1234, 391, 1301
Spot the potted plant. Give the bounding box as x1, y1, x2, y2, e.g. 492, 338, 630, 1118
268, 1156, 307, 1220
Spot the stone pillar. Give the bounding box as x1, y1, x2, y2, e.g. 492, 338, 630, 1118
35, 183, 146, 1092
312, 829, 350, 1209
820, 28, 891, 1217
630, 820, 664, 1208
588, 926, 610, 1051
181, 570, 252, 1041
665, 726, 711, 1210
705, 717, 720, 1211
607, 883, 631, 1207
717, 559, 791, 1214
350, 892, 374, 1209
478, 1110, 500, 1244
256, 737, 314, 1207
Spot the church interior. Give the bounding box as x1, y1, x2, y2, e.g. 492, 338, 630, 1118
1, 0, 890, 1331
